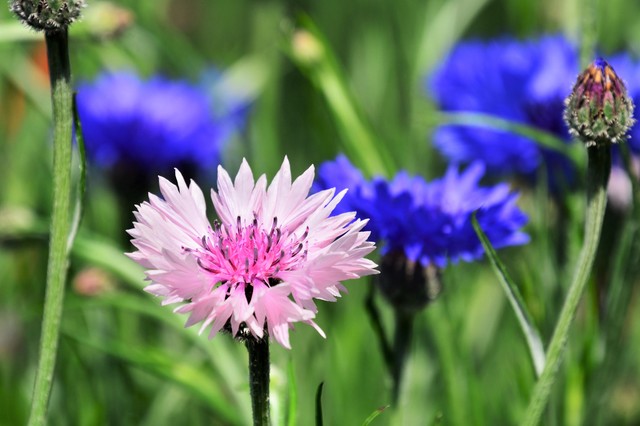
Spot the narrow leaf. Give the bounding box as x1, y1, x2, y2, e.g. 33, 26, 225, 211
63, 332, 243, 425
287, 359, 298, 426
362, 405, 389, 426
434, 111, 584, 170
288, 16, 395, 178
472, 213, 546, 377
315, 382, 324, 426
67, 94, 87, 252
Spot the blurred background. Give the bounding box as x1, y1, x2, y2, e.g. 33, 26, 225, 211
1, 0, 640, 424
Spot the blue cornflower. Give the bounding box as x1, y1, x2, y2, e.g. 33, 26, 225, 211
315, 155, 529, 268
429, 36, 640, 179
76, 71, 245, 174
608, 55, 640, 152
428, 36, 578, 178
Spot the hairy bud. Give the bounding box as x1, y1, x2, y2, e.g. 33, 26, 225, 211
10, 0, 86, 32
564, 58, 635, 147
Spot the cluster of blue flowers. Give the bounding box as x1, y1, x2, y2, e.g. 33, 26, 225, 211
314, 155, 529, 267
428, 35, 640, 181
76, 71, 247, 175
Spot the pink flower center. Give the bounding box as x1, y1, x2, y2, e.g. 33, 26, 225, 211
188, 217, 308, 288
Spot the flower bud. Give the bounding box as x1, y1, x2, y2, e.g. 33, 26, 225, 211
10, 0, 86, 32
73, 267, 115, 297
564, 58, 635, 147
291, 30, 324, 66
376, 252, 442, 315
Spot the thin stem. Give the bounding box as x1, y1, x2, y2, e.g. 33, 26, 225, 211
579, 0, 597, 69
391, 309, 414, 405
28, 28, 74, 426
246, 336, 271, 426
428, 302, 467, 426
364, 286, 393, 373
523, 145, 610, 426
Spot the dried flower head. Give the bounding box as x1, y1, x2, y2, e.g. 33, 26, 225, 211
128, 158, 378, 349
10, 0, 86, 32
565, 58, 635, 147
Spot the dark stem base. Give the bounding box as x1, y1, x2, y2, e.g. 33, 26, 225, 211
391, 309, 415, 405
246, 335, 270, 426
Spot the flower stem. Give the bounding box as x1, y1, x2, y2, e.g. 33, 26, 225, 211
523, 145, 610, 426
391, 309, 414, 405
364, 286, 393, 373
28, 28, 74, 426
246, 336, 271, 426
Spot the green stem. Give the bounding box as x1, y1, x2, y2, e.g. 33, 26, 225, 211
364, 286, 393, 374
579, 0, 597, 69
391, 309, 414, 406
523, 145, 610, 426
28, 29, 74, 426
246, 336, 271, 426
428, 302, 467, 426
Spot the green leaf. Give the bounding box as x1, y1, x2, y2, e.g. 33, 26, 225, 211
72, 233, 146, 289
433, 111, 584, 170
67, 94, 87, 253
287, 16, 395, 178
362, 405, 389, 426
472, 213, 546, 377
62, 331, 244, 425
287, 359, 298, 426
315, 382, 324, 426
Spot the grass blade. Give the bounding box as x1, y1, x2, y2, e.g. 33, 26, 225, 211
362, 405, 389, 426
67, 94, 87, 252
287, 359, 298, 426
472, 213, 546, 377
433, 111, 584, 170
315, 382, 324, 426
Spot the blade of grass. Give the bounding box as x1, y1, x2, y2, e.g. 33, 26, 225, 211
67, 94, 87, 252
72, 233, 146, 288
472, 213, 546, 377
287, 16, 394, 178
362, 405, 389, 426
287, 359, 298, 426
432, 111, 584, 170
62, 331, 244, 425
315, 382, 324, 426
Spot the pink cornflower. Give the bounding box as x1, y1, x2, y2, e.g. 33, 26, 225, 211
128, 158, 378, 348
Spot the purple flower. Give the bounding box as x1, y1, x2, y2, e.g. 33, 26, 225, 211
314, 155, 529, 267
428, 35, 640, 181
428, 36, 577, 179
77, 71, 245, 175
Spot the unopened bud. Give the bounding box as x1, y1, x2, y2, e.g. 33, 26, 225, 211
10, 0, 86, 32
73, 267, 114, 297
291, 30, 324, 65
564, 58, 635, 147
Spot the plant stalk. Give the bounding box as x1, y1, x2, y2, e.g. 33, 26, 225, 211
523, 145, 610, 426
28, 28, 74, 426
391, 309, 414, 406
246, 336, 271, 426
